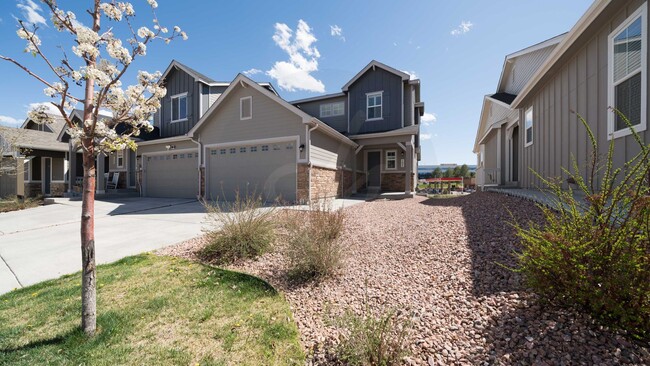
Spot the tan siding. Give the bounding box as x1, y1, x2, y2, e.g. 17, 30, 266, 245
505, 46, 557, 95
137, 139, 197, 155
310, 129, 354, 170
197, 85, 306, 158
483, 130, 498, 170
520, 0, 648, 189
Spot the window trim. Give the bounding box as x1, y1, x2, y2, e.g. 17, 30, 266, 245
366, 91, 383, 121
116, 150, 124, 168
319, 101, 345, 118
240, 96, 252, 120
524, 106, 534, 147
170, 92, 188, 123
385, 149, 397, 170
607, 3, 647, 140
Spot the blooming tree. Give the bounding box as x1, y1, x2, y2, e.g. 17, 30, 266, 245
0, 0, 186, 336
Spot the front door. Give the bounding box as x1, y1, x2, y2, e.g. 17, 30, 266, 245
43, 157, 51, 195
367, 151, 381, 187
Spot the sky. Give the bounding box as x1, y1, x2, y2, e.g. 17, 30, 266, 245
0, 0, 593, 164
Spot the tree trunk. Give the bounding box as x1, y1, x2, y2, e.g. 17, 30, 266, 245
81, 140, 97, 336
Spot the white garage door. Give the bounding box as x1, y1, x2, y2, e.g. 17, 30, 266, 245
207, 140, 297, 203
145, 151, 198, 198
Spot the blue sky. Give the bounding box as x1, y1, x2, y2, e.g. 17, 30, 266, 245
0, 0, 593, 164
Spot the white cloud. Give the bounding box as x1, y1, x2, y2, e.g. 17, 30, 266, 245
17, 0, 46, 26
267, 19, 325, 93
421, 112, 437, 125
421, 133, 432, 140
451, 21, 473, 36
0, 115, 21, 127
243, 68, 262, 77
330, 24, 345, 41
403, 70, 418, 80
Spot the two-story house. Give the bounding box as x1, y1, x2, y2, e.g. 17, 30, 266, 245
475, 0, 648, 191
136, 59, 424, 202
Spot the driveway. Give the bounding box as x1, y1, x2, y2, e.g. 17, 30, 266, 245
0, 197, 206, 295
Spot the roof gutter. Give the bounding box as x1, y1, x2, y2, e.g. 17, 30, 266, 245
510, 0, 611, 108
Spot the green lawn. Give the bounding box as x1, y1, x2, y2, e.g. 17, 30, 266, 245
0, 254, 303, 366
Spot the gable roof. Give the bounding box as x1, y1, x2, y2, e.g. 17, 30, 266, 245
161, 60, 222, 85
489, 92, 517, 106
0, 126, 68, 152
511, 0, 613, 108
290, 92, 346, 105
188, 74, 357, 147
342, 60, 411, 91
496, 33, 566, 93
20, 114, 67, 135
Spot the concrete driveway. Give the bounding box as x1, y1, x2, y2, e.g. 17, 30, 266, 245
0, 197, 206, 295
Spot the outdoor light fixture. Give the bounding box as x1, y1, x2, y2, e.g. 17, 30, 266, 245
165, 145, 176, 150
299, 144, 305, 152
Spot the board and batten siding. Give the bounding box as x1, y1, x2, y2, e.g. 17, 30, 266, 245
155, 68, 200, 138
505, 46, 558, 95
295, 96, 348, 133
520, 0, 649, 189
348, 67, 403, 135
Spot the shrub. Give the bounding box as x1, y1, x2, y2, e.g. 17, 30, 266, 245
330, 301, 411, 366
283, 200, 346, 280
198, 192, 275, 264
514, 111, 650, 340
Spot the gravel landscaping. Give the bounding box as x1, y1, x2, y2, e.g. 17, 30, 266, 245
159, 192, 650, 365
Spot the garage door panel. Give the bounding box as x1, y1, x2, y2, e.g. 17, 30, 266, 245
145, 151, 198, 198
208, 141, 297, 203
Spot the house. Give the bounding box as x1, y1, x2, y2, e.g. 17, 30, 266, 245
475, 0, 648, 190
0, 114, 69, 197
137, 59, 424, 202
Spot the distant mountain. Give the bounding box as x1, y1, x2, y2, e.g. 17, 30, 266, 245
418, 164, 476, 174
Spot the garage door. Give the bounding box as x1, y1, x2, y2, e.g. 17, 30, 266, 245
207, 140, 297, 203
145, 151, 198, 198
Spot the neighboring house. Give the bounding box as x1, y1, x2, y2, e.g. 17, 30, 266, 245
0, 115, 69, 197
475, 0, 648, 190
137, 59, 424, 202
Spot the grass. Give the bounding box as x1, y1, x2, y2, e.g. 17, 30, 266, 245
0, 254, 304, 365
0, 196, 42, 213
426, 194, 458, 199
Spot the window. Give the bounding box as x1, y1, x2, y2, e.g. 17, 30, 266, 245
187, 153, 192, 158
273, 144, 280, 151
230, 148, 236, 154
240, 147, 246, 153
524, 107, 533, 147
220, 149, 226, 155
608, 4, 647, 138
211, 150, 217, 155
171, 93, 187, 122
172, 154, 178, 160
251, 146, 257, 152
240, 96, 252, 120
116, 150, 124, 168
366, 92, 383, 121
320, 102, 345, 117
179, 154, 185, 159
261, 145, 269, 151
385, 150, 397, 170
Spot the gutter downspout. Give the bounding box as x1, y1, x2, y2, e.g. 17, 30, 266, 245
307, 121, 319, 202
189, 134, 202, 201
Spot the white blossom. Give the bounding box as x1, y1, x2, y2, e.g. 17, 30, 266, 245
106, 38, 132, 64
137, 26, 154, 39
27, 105, 54, 125
44, 87, 57, 98
72, 43, 100, 58
180, 31, 188, 40
173, 26, 181, 33
16, 28, 41, 53
99, 3, 122, 21
76, 26, 100, 45
147, 0, 158, 8
71, 71, 83, 81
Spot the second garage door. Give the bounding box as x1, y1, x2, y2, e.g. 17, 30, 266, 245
144, 151, 198, 198
207, 140, 297, 202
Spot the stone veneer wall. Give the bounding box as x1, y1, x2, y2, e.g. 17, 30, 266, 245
24, 182, 66, 197
297, 164, 309, 203
310, 166, 353, 200
199, 167, 205, 198
381, 172, 405, 192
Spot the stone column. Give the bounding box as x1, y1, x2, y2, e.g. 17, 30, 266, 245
405, 143, 413, 194
68, 144, 76, 193
96, 153, 106, 194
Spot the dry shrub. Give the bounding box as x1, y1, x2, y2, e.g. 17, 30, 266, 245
283, 200, 346, 280
199, 192, 275, 264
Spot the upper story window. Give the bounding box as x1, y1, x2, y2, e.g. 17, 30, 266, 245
525, 107, 533, 147
385, 150, 397, 170
320, 102, 345, 117
171, 93, 188, 123
116, 150, 124, 168
608, 3, 647, 139
240, 96, 252, 120
366, 91, 383, 121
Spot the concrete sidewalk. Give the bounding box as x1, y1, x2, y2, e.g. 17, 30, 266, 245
0, 197, 206, 295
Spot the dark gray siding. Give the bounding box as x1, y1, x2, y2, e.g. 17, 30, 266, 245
348, 68, 404, 134
155, 68, 200, 138
295, 95, 348, 133
403, 84, 413, 127
520, 0, 648, 189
